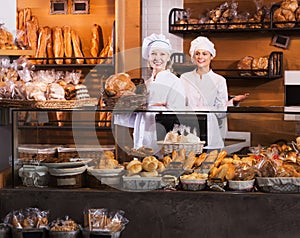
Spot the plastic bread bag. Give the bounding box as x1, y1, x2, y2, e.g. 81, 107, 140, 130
49, 216, 80, 231
85, 208, 129, 232
3, 207, 49, 229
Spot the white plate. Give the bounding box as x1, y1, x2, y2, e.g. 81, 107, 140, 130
42, 158, 93, 168
87, 166, 124, 176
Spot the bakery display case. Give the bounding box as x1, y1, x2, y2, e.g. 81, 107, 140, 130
8, 106, 300, 192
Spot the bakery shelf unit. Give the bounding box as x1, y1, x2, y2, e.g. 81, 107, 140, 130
171, 51, 283, 80
168, 6, 300, 34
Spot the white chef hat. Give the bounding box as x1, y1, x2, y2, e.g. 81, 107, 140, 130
189, 36, 216, 58
142, 33, 172, 60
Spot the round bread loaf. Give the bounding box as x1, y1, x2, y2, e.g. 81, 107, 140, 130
237, 56, 254, 76
273, 8, 296, 28
281, 0, 298, 12
252, 56, 268, 76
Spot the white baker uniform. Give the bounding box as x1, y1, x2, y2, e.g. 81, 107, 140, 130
132, 70, 186, 154
180, 69, 228, 149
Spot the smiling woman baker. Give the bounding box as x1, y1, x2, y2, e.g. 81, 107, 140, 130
131, 33, 186, 154
180, 36, 248, 150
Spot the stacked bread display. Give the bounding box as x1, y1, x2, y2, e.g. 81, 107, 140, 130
16, 7, 112, 64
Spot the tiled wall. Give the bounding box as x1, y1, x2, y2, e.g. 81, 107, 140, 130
142, 0, 183, 54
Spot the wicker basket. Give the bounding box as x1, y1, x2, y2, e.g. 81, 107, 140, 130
122, 176, 162, 191
0, 99, 35, 108
18, 145, 57, 163
101, 93, 147, 110
57, 145, 115, 160
0, 98, 98, 109
157, 141, 206, 155
256, 177, 300, 193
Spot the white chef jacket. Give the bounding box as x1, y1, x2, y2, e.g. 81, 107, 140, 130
117, 70, 185, 154
180, 69, 228, 149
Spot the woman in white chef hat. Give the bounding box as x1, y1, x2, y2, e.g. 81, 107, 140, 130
130, 33, 186, 153
180, 36, 248, 150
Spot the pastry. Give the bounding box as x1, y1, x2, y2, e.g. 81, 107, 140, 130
183, 151, 197, 170
193, 152, 207, 168
140, 170, 159, 177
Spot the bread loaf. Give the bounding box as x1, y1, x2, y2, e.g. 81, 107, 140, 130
281, 0, 298, 12
64, 25, 72, 64
237, 56, 254, 76
44, 26, 54, 64
53, 27, 64, 64
71, 29, 84, 64
273, 8, 296, 28
90, 24, 104, 64
35, 27, 48, 64
252, 56, 268, 76
26, 20, 38, 53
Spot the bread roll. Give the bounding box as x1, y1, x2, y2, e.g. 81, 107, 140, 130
53, 27, 64, 64
142, 156, 158, 172
63, 25, 73, 64
156, 161, 165, 173
140, 170, 158, 177
71, 29, 84, 64
126, 160, 142, 174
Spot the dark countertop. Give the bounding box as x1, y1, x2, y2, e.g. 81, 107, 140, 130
1, 187, 300, 238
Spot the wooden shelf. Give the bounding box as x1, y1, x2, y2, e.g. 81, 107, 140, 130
0, 49, 35, 56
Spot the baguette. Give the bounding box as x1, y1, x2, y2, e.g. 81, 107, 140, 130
44, 26, 54, 64
63, 25, 72, 64
71, 29, 84, 64
53, 27, 64, 64
25, 20, 38, 53
90, 24, 103, 64
35, 27, 48, 64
